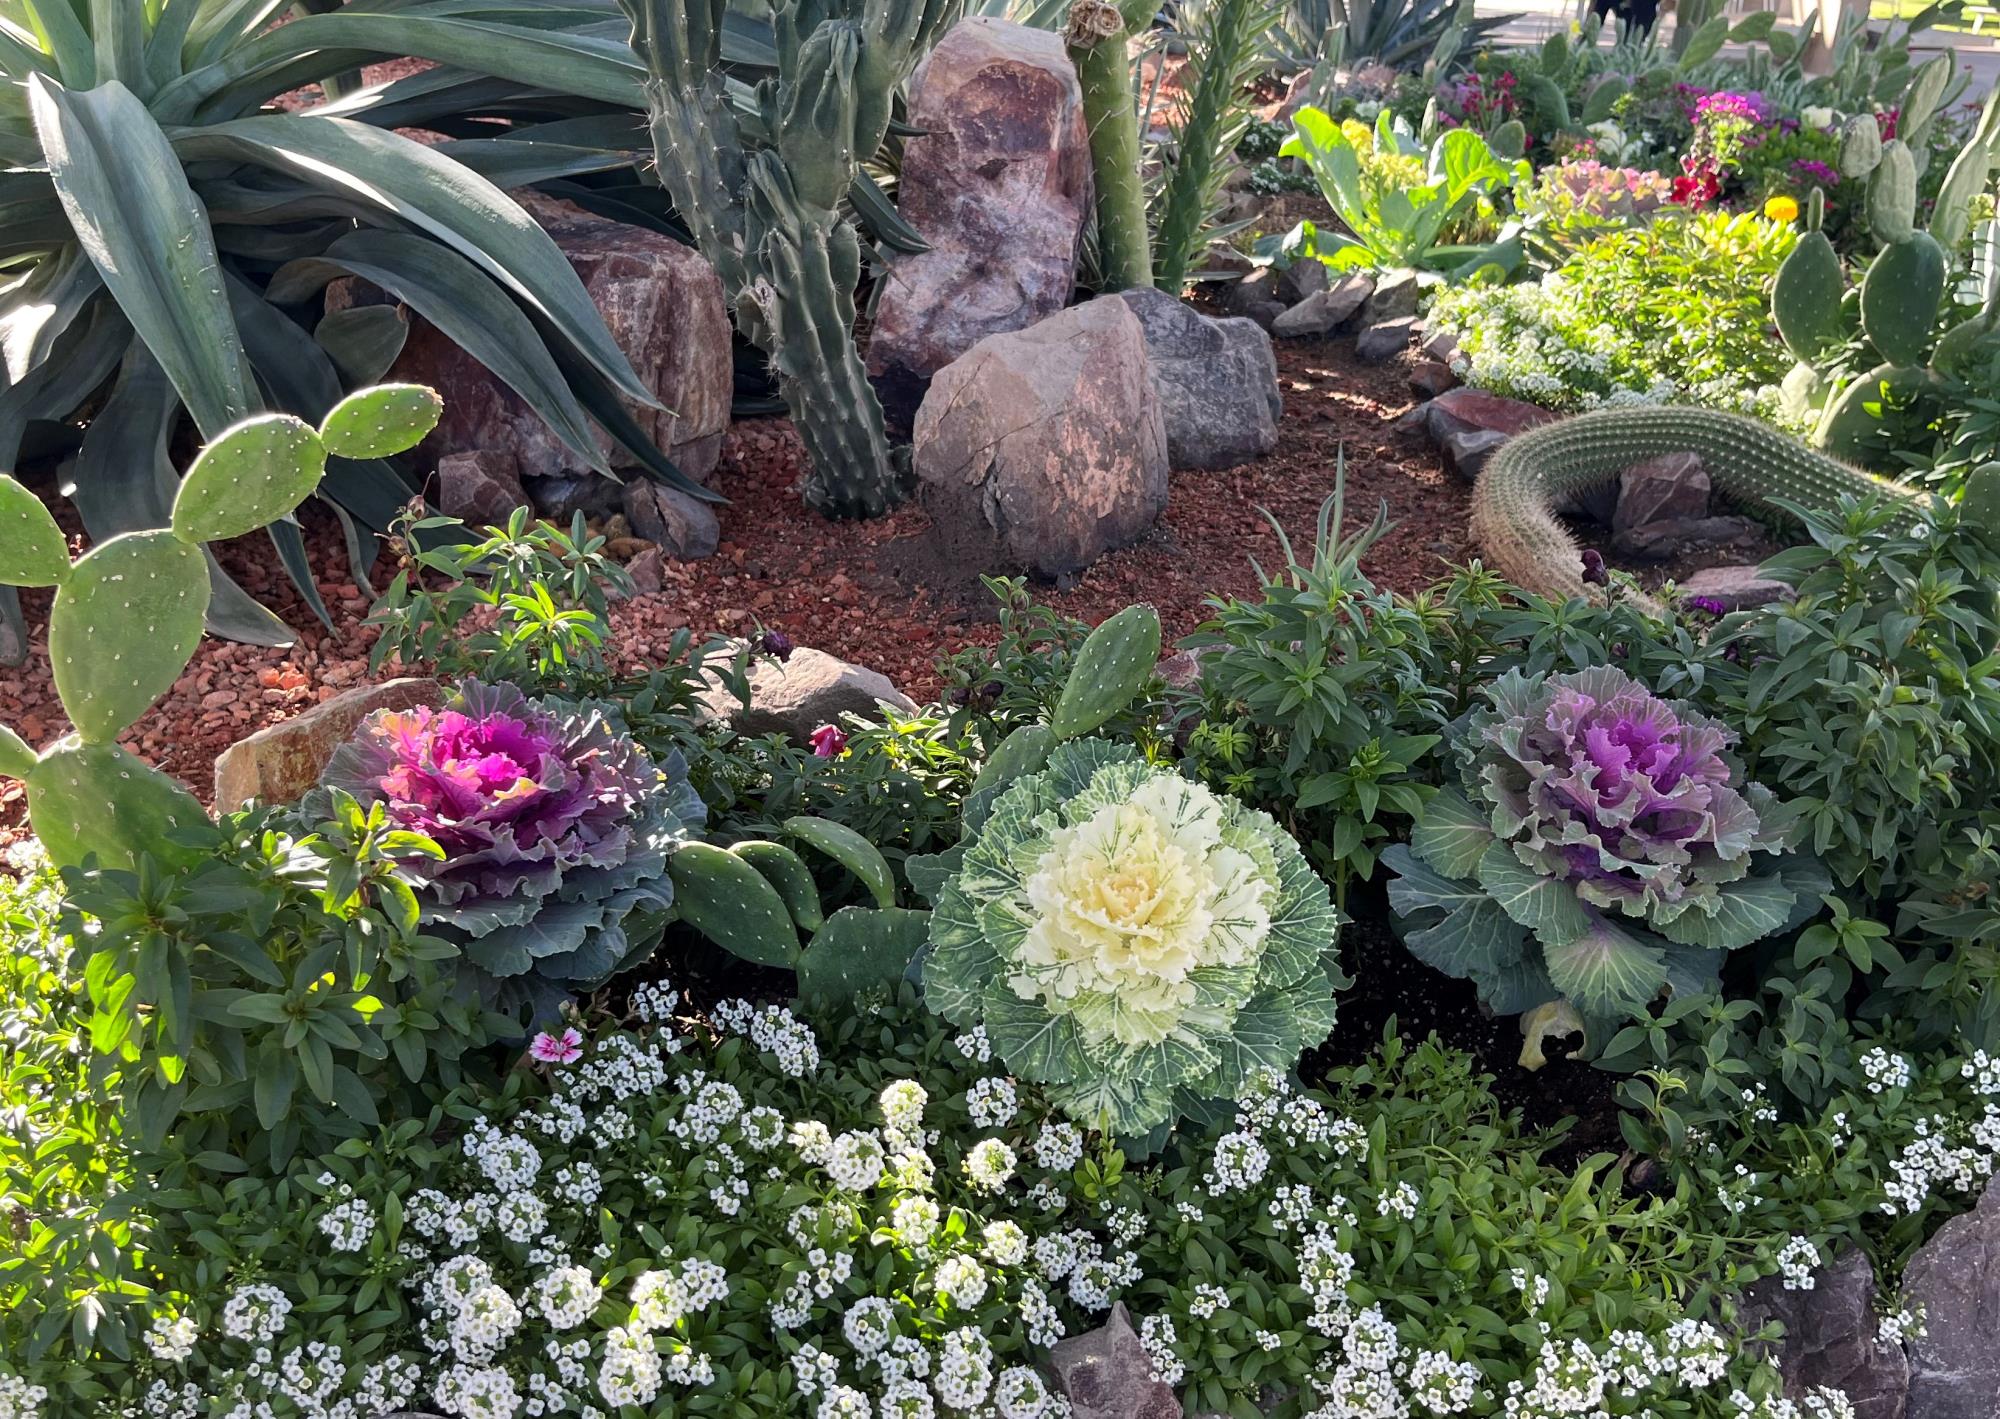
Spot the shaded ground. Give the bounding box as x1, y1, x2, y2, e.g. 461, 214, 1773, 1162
0, 334, 1467, 847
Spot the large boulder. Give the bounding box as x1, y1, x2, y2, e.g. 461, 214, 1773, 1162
1048, 1303, 1182, 1419
1740, 1250, 1910, 1419
697, 644, 917, 744
1116, 287, 1279, 471
436, 449, 528, 526
1903, 1178, 2000, 1418
865, 18, 1092, 433
912, 296, 1168, 579
214, 679, 441, 812
329, 199, 732, 484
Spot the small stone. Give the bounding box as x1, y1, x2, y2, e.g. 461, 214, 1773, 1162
1356, 316, 1420, 363
1739, 1250, 1909, 1419
201, 689, 237, 711
1049, 1303, 1182, 1419
1614, 452, 1710, 535
696, 642, 917, 745
626, 547, 665, 596
1238, 299, 1290, 332
1409, 358, 1459, 398
1275, 258, 1328, 305
1420, 329, 1461, 365
624, 480, 720, 561
1271, 275, 1372, 338
214, 678, 442, 811
525, 472, 621, 524
1679, 565, 1794, 609
1442, 428, 1510, 483
1219, 267, 1281, 317
1614, 515, 1762, 562
435, 449, 528, 527
1902, 1173, 2000, 1417
1155, 648, 1207, 689
1425, 387, 1560, 443
1362, 269, 1421, 325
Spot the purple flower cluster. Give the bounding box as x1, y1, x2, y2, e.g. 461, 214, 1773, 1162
1689, 89, 1776, 126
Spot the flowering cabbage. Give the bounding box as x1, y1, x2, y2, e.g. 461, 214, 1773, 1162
924, 741, 1342, 1137
1384, 667, 1816, 1043
311, 680, 702, 1020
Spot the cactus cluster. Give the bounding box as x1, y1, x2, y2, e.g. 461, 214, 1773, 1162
667, 814, 927, 1008
1770, 65, 2000, 467
1467, 406, 1924, 615
619, 0, 959, 519
0, 386, 443, 872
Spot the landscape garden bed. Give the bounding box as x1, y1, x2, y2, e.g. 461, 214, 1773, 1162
1, 3, 1999, 1419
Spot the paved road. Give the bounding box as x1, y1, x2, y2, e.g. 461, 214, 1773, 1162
1478, 0, 2000, 95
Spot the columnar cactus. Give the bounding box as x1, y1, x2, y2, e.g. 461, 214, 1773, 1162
1770, 70, 2000, 467
1468, 406, 1924, 614
0, 386, 442, 871
619, 0, 959, 518
1066, 0, 1157, 292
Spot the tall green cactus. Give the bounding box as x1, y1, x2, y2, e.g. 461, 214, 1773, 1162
1769, 72, 2000, 469
620, 0, 958, 518
1468, 407, 1924, 615
0, 386, 441, 872
1068, 0, 1157, 292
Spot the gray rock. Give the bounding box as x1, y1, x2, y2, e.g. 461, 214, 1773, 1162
625, 546, 665, 597
525, 471, 622, 524
1679, 565, 1793, 610
1116, 286, 1280, 471
1355, 316, 1420, 363
1156, 647, 1208, 689
1049, 1302, 1182, 1419
1741, 1250, 1910, 1419
436, 449, 528, 527
1409, 358, 1459, 398
697, 643, 917, 744
1362, 269, 1420, 325
624, 480, 720, 561
1441, 428, 1509, 483
912, 296, 1168, 579
1276, 258, 1328, 305
1615, 452, 1710, 535
214, 679, 442, 811
1239, 299, 1292, 332
1271, 275, 1372, 338
1614, 515, 1763, 562
1420, 329, 1461, 365
1904, 1178, 2000, 1419
1219, 266, 1281, 317
865, 18, 1092, 434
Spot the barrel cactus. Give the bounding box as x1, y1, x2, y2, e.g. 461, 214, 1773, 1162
1467, 406, 1924, 613
0, 386, 442, 871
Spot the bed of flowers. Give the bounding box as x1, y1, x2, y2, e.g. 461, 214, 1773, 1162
3, 413, 2000, 1419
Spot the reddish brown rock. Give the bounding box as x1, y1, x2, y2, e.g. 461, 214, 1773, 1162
1679, 565, 1793, 610
912, 296, 1167, 580
1614, 452, 1710, 535
213, 678, 441, 811
436, 449, 529, 527
330, 200, 732, 484
865, 18, 1092, 433
1424, 388, 1560, 443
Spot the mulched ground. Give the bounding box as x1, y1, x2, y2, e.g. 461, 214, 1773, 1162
0, 333, 1468, 848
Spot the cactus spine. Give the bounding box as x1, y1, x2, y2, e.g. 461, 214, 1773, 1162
620, 0, 958, 518
0, 386, 441, 872
1468, 407, 1925, 616
1067, 0, 1156, 292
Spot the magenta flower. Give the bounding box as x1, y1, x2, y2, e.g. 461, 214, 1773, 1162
809, 724, 849, 758
530, 1027, 585, 1064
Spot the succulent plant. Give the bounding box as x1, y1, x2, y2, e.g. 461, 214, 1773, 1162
1467, 406, 1924, 614
0, 386, 442, 873
619, 0, 959, 518
1068, 0, 1158, 292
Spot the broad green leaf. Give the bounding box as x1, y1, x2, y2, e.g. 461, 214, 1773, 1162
1655, 873, 1799, 951
29, 76, 252, 437
797, 907, 930, 1011
1541, 914, 1667, 1017
785, 815, 897, 909
1409, 787, 1495, 879
1476, 842, 1592, 942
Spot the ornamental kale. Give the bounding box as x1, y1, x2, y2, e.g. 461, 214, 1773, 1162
924, 740, 1344, 1138
310, 680, 703, 1022
1384, 667, 1820, 1060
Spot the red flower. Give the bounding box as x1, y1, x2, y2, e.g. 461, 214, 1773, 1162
809, 724, 849, 758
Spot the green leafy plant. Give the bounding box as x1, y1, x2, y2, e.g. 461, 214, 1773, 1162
363, 504, 633, 693
1384, 666, 1822, 1066
0, 385, 441, 874
0, 6, 698, 658
924, 738, 1344, 1137
1279, 106, 1529, 274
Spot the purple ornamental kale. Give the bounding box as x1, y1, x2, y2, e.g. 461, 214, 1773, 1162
1467, 665, 1789, 923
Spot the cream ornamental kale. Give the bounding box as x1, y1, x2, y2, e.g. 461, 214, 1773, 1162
308, 680, 703, 1022
924, 741, 1344, 1138
1384, 667, 1820, 1046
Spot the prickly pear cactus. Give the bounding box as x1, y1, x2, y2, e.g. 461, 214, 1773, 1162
1049, 603, 1162, 740
0, 384, 442, 871
1468, 407, 1926, 615
1860, 234, 1947, 367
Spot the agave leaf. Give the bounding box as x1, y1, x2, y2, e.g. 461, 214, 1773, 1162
174, 115, 658, 409
435, 137, 640, 189
1, 246, 101, 382
89, 0, 146, 89
268, 228, 611, 476
314, 306, 407, 387
15, 0, 93, 86
29, 76, 253, 437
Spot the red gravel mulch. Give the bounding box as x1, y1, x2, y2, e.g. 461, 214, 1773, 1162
0, 335, 1468, 851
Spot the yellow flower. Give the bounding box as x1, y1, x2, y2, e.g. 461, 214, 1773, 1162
1763, 194, 1800, 223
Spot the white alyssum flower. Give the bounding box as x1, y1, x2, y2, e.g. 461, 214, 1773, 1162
963, 1137, 1017, 1192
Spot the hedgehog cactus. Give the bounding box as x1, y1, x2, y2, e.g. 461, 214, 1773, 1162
0, 385, 442, 872
1467, 406, 1924, 615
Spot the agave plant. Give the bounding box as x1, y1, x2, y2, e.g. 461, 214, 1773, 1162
0, 0, 717, 663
